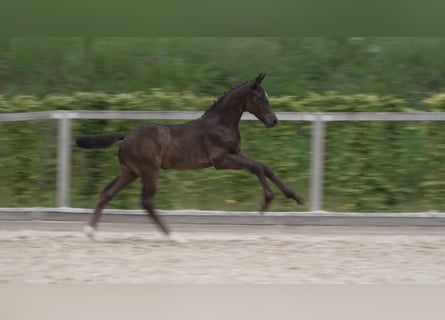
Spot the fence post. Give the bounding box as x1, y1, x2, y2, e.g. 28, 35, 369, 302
57, 117, 71, 207
309, 116, 325, 212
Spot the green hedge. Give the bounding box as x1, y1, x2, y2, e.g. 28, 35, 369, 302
4, 38, 445, 105
1, 91, 444, 212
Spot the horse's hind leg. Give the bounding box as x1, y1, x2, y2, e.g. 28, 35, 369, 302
84, 165, 137, 238
140, 170, 170, 236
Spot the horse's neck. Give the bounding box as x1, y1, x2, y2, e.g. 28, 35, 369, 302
207, 88, 247, 129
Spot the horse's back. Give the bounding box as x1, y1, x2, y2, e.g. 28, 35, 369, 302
119, 121, 212, 171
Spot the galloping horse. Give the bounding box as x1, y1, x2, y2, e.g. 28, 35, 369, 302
76, 74, 305, 239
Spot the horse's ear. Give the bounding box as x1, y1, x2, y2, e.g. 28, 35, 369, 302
252, 73, 266, 88
255, 73, 266, 84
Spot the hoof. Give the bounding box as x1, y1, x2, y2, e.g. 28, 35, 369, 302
83, 225, 96, 240
259, 201, 272, 213
258, 207, 266, 215
168, 233, 187, 244
295, 195, 306, 206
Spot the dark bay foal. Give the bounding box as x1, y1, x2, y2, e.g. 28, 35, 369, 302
76, 73, 305, 239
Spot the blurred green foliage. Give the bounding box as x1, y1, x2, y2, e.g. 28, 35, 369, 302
1, 37, 445, 211
2, 37, 445, 104
1, 91, 444, 212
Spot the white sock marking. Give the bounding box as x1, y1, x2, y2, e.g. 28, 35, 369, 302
83, 225, 95, 239
168, 233, 187, 244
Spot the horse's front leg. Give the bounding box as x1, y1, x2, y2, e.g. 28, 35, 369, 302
213, 152, 306, 209
262, 166, 306, 205
213, 152, 275, 212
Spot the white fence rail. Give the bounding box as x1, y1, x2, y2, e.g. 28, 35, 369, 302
2, 110, 445, 212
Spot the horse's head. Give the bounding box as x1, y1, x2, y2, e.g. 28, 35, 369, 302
244, 73, 278, 128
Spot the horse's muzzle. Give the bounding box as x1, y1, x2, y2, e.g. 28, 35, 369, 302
265, 115, 278, 128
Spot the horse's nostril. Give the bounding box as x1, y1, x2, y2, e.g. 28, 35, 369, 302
266, 118, 278, 128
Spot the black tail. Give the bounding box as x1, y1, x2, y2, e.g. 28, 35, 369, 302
75, 133, 125, 149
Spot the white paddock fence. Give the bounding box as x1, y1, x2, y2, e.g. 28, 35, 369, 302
1, 110, 445, 214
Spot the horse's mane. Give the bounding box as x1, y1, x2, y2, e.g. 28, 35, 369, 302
202, 80, 252, 116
